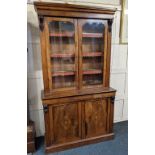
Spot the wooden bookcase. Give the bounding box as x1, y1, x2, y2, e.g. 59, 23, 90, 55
34, 2, 116, 153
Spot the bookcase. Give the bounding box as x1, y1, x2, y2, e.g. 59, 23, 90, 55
34, 2, 116, 153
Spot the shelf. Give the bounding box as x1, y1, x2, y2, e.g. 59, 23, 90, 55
50, 32, 74, 37
83, 69, 102, 75
52, 71, 75, 77
83, 80, 102, 86
82, 33, 103, 38
51, 53, 75, 58
83, 52, 102, 57
52, 64, 75, 70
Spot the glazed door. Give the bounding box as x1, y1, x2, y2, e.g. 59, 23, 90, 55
83, 98, 108, 138
45, 17, 78, 91
78, 19, 108, 89
46, 102, 82, 145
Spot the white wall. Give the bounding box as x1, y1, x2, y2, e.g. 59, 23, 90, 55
27, 0, 128, 136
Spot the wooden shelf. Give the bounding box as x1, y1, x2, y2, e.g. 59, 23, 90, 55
52, 71, 75, 77
50, 32, 74, 37
82, 33, 103, 38
83, 69, 102, 75
83, 52, 102, 57
52, 64, 75, 70
51, 53, 75, 58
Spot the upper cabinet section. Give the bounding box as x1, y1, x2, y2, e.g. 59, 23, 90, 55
34, 2, 115, 95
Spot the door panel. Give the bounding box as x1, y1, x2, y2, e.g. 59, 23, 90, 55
78, 19, 108, 88
84, 98, 108, 138
45, 17, 78, 91
48, 102, 81, 144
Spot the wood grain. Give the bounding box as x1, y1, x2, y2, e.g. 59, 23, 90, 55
84, 99, 108, 138
45, 133, 114, 153
34, 2, 116, 153
48, 102, 82, 145
105, 21, 112, 87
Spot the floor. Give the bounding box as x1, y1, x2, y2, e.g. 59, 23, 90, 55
28, 121, 128, 155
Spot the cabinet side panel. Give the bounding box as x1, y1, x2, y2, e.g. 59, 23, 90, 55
39, 17, 50, 92
44, 19, 52, 90
105, 21, 112, 87
103, 24, 108, 86
44, 106, 52, 146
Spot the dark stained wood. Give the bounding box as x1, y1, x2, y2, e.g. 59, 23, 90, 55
84, 99, 108, 138
47, 102, 82, 145
34, 2, 116, 153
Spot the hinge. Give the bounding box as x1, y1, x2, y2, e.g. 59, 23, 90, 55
43, 105, 48, 113
108, 19, 113, 33
111, 96, 115, 104
39, 15, 44, 31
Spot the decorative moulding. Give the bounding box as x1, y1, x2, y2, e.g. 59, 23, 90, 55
27, 0, 121, 10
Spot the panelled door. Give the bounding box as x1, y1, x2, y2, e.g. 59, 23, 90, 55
44, 97, 112, 145
83, 98, 109, 138
46, 102, 82, 145
44, 17, 79, 91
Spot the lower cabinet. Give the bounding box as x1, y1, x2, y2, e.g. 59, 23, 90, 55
43, 95, 115, 153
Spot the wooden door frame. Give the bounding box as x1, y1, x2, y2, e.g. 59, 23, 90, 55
78, 19, 108, 89
44, 17, 79, 92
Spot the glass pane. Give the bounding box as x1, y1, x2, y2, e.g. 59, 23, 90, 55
48, 20, 76, 89
82, 20, 104, 86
